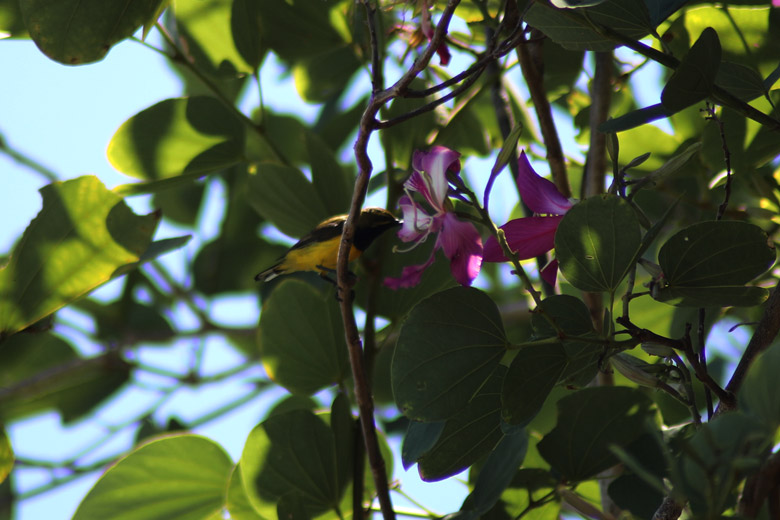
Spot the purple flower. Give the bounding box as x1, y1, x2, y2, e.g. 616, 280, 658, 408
483, 151, 573, 285
385, 146, 483, 289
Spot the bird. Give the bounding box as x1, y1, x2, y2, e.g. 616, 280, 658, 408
254, 207, 401, 283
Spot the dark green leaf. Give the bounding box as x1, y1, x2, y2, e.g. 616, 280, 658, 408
661, 27, 721, 112
392, 287, 507, 422
21, 0, 163, 64
246, 162, 330, 238
255, 0, 345, 63
658, 221, 775, 287
608, 434, 668, 520
645, 0, 688, 27
674, 412, 771, 517
739, 345, 780, 429
240, 410, 342, 516
293, 46, 361, 103
257, 280, 349, 395
501, 343, 567, 426
380, 78, 437, 169
526, 0, 652, 52
715, 61, 767, 102
230, 0, 264, 71
107, 96, 245, 180
599, 104, 674, 134
417, 369, 505, 481
330, 393, 355, 495
651, 285, 769, 308
555, 195, 642, 292
538, 387, 655, 481
73, 435, 233, 520
0, 176, 161, 337
531, 295, 594, 338
402, 421, 445, 470
0, 333, 130, 422
460, 432, 529, 515
306, 133, 352, 216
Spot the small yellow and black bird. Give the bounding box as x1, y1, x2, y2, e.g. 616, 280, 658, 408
254, 207, 401, 282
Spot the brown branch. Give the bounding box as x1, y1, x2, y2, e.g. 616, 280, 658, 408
336, 2, 463, 518
516, 27, 571, 198
722, 280, 780, 410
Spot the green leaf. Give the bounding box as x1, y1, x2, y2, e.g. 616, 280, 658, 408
739, 345, 780, 429
107, 96, 245, 180
599, 104, 673, 134
501, 343, 567, 426
715, 61, 767, 102
658, 221, 775, 287
608, 434, 668, 520
537, 387, 655, 481
240, 410, 343, 516
0, 427, 13, 485
417, 368, 505, 481
651, 285, 769, 308
230, 0, 264, 71
530, 294, 594, 338
254, 0, 345, 63
0, 176, 161, 337
293, 45, 361, 103
329, 393, 355, 494
0, 0, 28, 37
73, 435, 233, 520
392, 287, 507, 422
526, 0, 652, 52
0, 333, 131, 422
661, 27, 721, 113
257, 280, 349, 396
674, 412, 771, 517
555, 195, 642, 292
306, 133, 352, 216
402, 421, 445, 470
20, 0, 163, 64
459, 431, 529, 515
246, 162, 330, 238
226, 465, 264, 520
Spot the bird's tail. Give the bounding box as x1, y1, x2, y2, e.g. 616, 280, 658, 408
254, 263, 284, 282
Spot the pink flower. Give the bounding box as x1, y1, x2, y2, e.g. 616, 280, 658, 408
482, 151, 574, 285
421, 0, 451, 66
385, 146, 483, 289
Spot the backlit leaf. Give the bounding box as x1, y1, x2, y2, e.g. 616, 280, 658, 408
73, 435, 233, 520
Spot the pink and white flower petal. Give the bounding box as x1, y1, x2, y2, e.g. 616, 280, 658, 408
438, 213, 483, 286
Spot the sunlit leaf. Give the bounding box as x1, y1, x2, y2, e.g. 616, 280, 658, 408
108, 96, 245, 180
73, 435, 233, 520
20, 0, 164, 64
240, 410, 343, 516
555, 195, 642, 292
0, 428, 13, 485
0, 176, 162, 337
